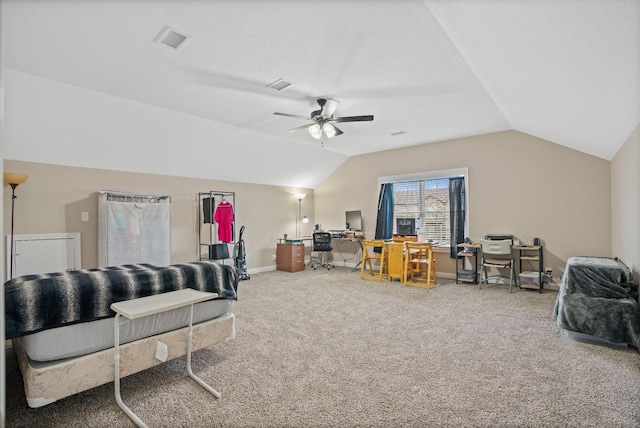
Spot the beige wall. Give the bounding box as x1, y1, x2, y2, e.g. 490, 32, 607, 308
314, 130, 612, 282
3, 129, 617, 284
611, 123, 640, 278
2, 160, 314, 273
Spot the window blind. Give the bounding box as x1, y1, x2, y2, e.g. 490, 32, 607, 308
393, 177, 451, 241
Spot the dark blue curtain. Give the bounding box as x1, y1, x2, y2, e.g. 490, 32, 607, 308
449, 177, 465, 258
375, 183, 394, 240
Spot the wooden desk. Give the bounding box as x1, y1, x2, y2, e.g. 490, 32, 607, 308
332, 237, 363, 271
276, 236, 312, 244
392, 234, 418, 243
461, 242, 544, 292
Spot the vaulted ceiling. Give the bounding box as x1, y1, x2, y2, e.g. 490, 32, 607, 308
3, 1, 639, 188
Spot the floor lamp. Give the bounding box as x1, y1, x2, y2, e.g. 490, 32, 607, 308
4, 173, 28, 280
295, 193, 305, 238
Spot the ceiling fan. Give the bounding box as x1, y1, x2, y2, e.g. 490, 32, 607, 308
274, 98, 373, 141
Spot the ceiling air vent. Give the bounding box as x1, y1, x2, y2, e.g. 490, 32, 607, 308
154, 25, 191, 50
266, 78, 295, 91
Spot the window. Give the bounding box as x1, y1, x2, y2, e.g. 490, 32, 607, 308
378, 168, 468, 243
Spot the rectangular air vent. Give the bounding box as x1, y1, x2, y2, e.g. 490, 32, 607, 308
266, 78, 295, 91
154, 25, 191, 50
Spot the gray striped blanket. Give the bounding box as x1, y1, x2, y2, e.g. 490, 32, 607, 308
5, 262, 238, 339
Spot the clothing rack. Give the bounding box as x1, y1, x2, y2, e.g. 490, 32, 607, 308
198, 191, 236, 263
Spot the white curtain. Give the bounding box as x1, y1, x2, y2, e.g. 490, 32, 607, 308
99, 193, 171, 267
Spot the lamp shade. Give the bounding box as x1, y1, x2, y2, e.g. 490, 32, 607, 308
4, 173, 28, 186
323, 123, 336, 138
308, 124, 321, 139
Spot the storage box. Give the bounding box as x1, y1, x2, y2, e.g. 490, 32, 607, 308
519, 271, 540, 286
208, 243, 229, 260
457, 269, 476, 280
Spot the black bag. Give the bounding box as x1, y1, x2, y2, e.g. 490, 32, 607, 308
209, 243, 229, 260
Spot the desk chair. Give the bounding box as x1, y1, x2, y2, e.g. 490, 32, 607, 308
360, 240, 386, 281
403, 242, 437, 289
310, 232, 333, 270
479, 239, 516, 292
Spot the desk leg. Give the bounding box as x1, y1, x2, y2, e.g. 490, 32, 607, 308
351, 240, 363, 272
114, 314, 148, 428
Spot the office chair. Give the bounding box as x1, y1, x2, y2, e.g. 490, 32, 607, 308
403, 242, 437, 289
310, 232, 333, 270
479, 239, 517, 292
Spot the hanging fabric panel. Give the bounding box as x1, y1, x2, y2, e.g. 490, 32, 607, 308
99, 192, 171, 267
375, 183, 394, 240
448, 177, 465, 258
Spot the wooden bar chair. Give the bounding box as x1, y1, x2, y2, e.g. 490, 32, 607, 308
360, 239, 386, 281
403, 242, 437, 289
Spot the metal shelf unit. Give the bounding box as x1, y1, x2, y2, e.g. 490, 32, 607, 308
456, 243, 479, 284
198, 191, 235, 263
514, 245, 544, 293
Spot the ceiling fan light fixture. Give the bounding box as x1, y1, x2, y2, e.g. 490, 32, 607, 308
323, 123, 336, 138
308, 123, 322, 139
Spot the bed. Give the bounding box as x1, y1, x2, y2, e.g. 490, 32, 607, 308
5, 261, 238, 408
553, 256, 639, 349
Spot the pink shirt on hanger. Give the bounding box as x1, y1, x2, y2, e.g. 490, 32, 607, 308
214, 201, 234, 243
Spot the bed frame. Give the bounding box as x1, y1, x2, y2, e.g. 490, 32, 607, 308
14, 312, 235, 408
7, 261, 238, 408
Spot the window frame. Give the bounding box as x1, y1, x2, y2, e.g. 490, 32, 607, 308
378, 167, 469, 244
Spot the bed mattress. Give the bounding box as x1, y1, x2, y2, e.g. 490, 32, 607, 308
16, 299, 232, 362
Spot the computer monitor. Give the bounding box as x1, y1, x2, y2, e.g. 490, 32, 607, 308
345, 210, 362, 231
396, 218, 416, 235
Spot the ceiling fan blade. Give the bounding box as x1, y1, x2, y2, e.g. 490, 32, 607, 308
274, 112, 311, 120
334, 115, 374, 123
332, 125, 344, 137
286, 122, 316, 133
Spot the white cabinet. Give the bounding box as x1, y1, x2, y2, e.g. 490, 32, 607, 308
7, 233, 81, 280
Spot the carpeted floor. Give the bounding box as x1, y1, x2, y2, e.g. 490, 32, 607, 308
6, 267, 640, 427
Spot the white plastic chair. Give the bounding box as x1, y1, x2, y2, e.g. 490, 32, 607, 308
479, 239, 516, 292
